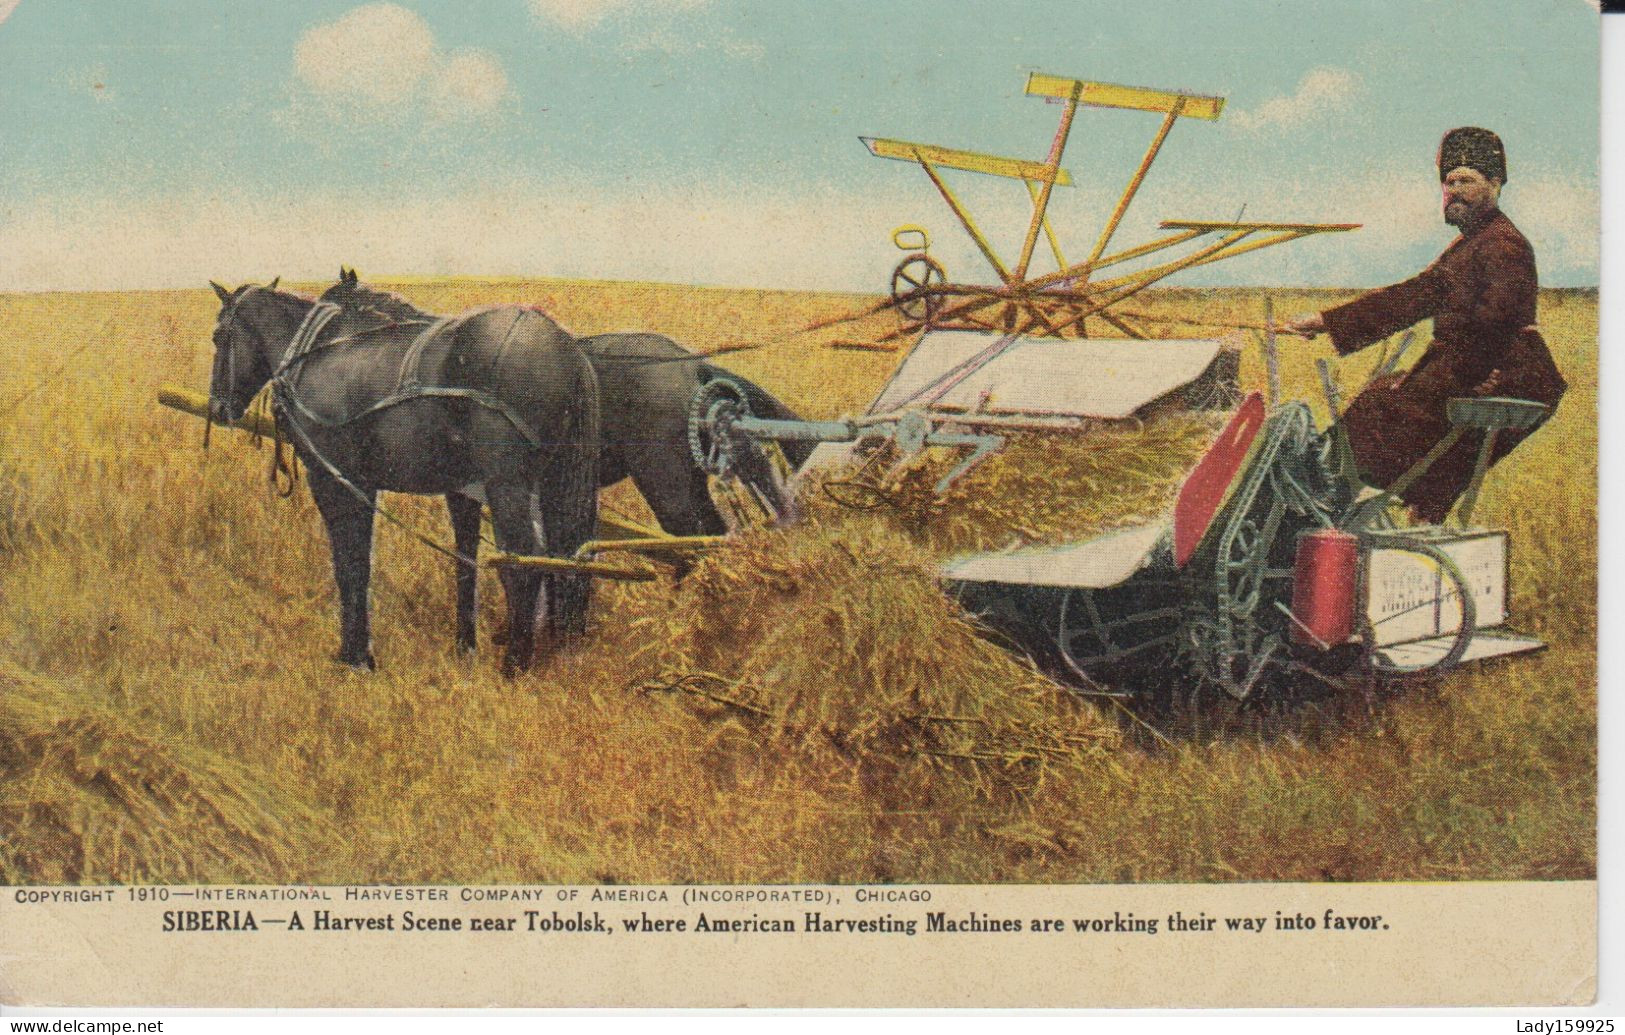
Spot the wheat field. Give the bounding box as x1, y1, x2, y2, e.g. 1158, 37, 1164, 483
0, 279, 1596, 885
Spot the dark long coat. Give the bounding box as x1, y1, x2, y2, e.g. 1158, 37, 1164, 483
1322, 208, 1567, 522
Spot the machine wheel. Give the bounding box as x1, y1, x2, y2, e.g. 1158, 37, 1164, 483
890, 254, 946, 324
1364, 540, 1478, 677
687, 377, 751, 476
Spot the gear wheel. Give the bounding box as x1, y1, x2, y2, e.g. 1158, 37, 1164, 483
890, 254, 946, 324
687, 377, 752, 476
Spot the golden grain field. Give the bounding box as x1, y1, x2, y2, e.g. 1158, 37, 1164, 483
0, 279, 1596, 885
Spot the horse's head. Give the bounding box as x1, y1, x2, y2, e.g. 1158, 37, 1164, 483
207, 278, 293, 422
319, 266, 426, 325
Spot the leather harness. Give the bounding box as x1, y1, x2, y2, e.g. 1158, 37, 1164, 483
271, 301, 545, 449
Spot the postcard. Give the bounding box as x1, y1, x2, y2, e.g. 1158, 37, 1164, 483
0, 0, 1598, 1009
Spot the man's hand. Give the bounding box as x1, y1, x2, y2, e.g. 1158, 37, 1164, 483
1277, 312, 1326, 338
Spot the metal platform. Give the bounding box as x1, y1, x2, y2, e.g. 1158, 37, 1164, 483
941, 522, 1167, 590
1372, 632, 1545, 670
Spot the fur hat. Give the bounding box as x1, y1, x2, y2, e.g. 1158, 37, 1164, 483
1438, 127, 1507, 183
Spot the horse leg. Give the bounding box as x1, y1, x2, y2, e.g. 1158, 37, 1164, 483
538, 464, 599, 645
536, 370, 599, 647
728, 436, 799, 525
485, 479, 543, 675
446, 492, 483, 653
632, 460, 728, 539
307, 466, 378, 670
628, 461, 725, 580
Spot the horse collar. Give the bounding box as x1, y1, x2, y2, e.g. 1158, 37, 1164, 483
273, 301, 344, 386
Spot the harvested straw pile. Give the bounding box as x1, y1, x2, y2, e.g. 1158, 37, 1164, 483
624, 518, 1121, 804
0, 663, 331, 884
609, 410, 1226, 803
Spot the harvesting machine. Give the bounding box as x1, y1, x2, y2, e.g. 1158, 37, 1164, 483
942, 387, 1549, 703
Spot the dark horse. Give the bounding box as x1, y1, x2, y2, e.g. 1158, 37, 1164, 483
207, 279, 600, 673
319, 269, 814, 539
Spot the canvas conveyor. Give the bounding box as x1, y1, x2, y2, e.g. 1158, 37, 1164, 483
686, 331, 1236, 504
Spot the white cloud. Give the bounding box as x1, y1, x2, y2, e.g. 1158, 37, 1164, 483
528, 0, 628, 31
1133, 157, 1599, 286
0, 169, 1595, 295
0, 182, 973, 294
1509, 174, 1599, 271
428, 50, 511, 120
292, 4, 510, 123
1228, 68, 1362, 133
527, 0, 707, 32
294, 5, 435, 108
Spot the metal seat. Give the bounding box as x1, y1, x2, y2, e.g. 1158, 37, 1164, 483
1446, 397, 1548, 526
1345, 397, 1550, 530
1447, 396, 1549, 432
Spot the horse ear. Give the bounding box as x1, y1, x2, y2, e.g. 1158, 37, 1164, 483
344, 268, 358, 286
268, 276, 280, 290
210, 281, 231, 304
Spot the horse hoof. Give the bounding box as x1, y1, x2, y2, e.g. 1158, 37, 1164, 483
500, 648, 535, 677
334, 652, 377, 672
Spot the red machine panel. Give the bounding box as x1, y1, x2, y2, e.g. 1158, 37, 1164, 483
1173, 391, 1266, 567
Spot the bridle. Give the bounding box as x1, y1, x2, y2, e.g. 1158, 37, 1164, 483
210, 285, 275, 424
211, 283, 354, 413
207, 283, 325, 497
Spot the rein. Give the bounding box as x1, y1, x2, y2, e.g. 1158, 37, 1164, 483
579, 340, 769, 367
269, 396, 488, 568
268, 401, 299, 498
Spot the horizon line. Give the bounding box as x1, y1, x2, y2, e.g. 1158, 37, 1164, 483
0, 275, 1602, 298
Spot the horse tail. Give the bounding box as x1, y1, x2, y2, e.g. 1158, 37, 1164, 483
697, 363, 816, 468
544, 343, 601, 643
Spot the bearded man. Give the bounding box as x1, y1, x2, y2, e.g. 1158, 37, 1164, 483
1282, 127, 1567, 523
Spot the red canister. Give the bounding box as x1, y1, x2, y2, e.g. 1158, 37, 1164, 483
1289, 529, 1360, 648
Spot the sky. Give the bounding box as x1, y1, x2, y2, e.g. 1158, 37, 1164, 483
0, 0, 1601, 292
